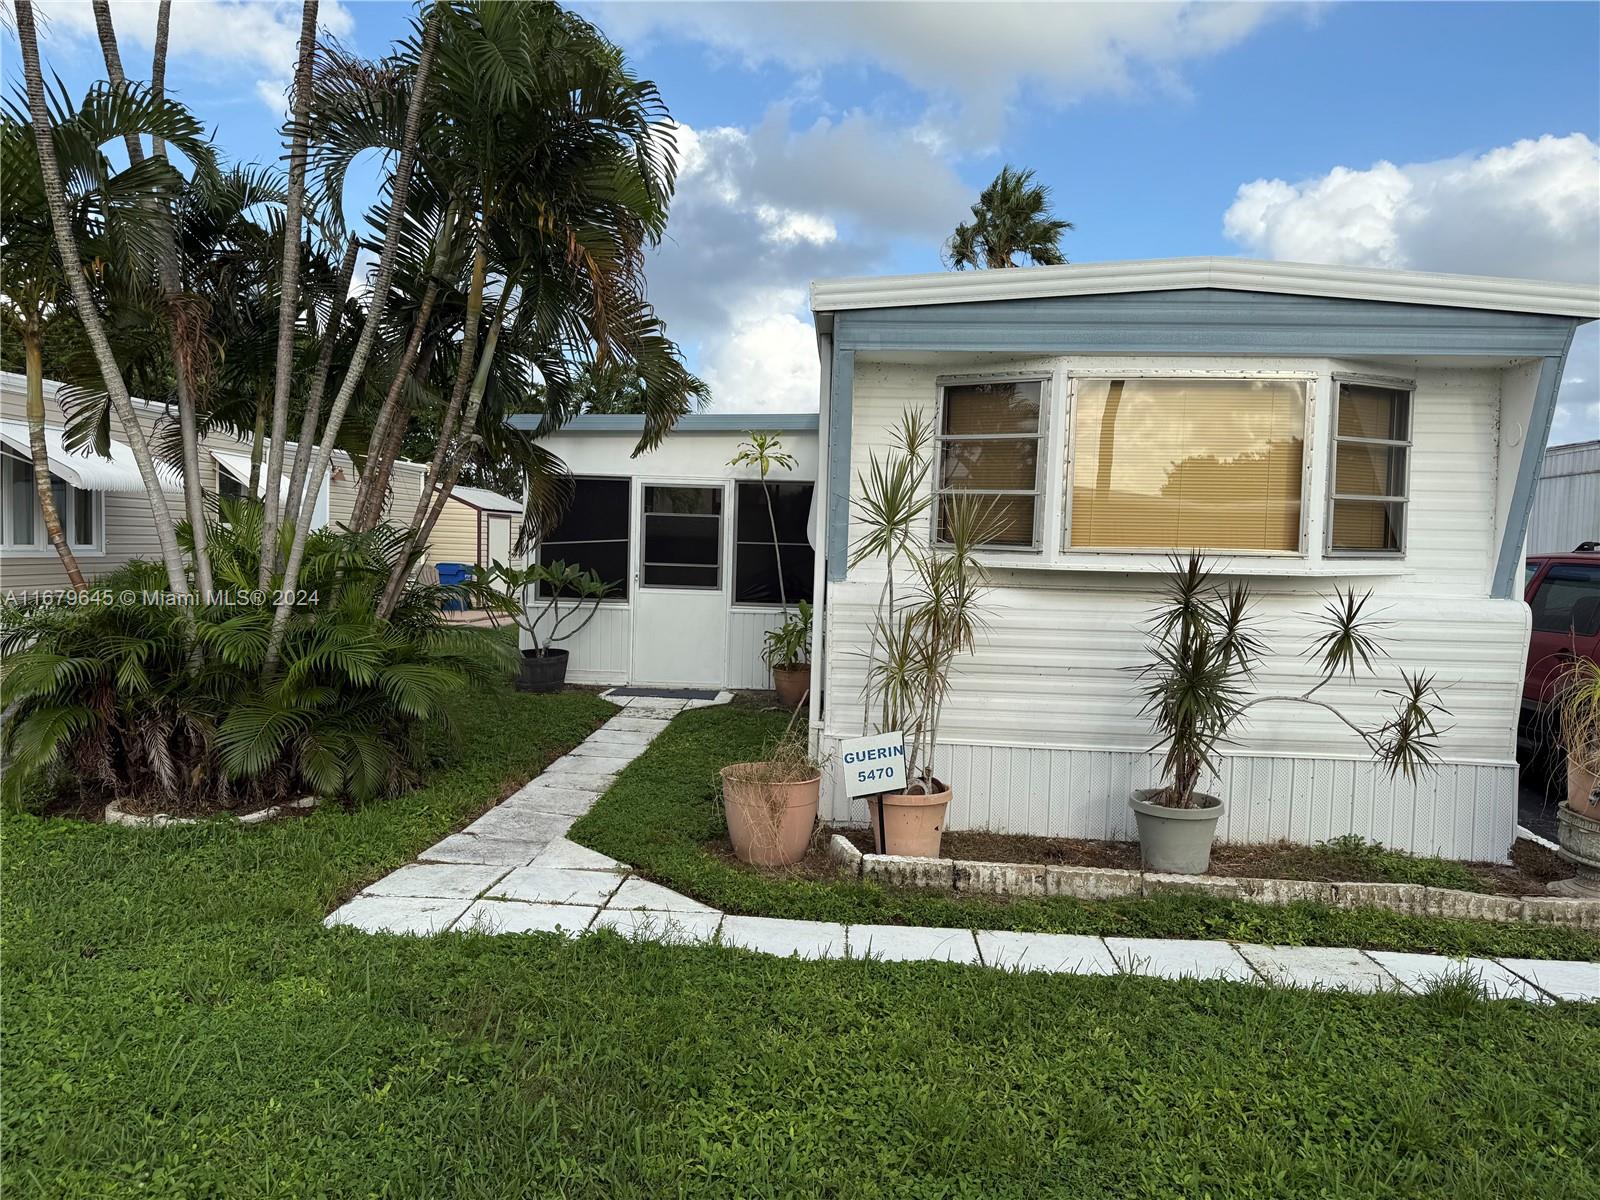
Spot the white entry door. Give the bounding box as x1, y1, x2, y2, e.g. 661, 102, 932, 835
630, 483, 727, 687
485, 514, 513, 569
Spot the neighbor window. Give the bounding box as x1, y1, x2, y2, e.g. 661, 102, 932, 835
641, 485, 721, 589
734, 481, 814, 604
1069, 378, 1306, 552
1328, 381, 1411, 555
217, 466, 247, 504
537, 476, 629, 599
1, 452, 100, 552
50, 478, 98, 549
936, 378, 1046, 548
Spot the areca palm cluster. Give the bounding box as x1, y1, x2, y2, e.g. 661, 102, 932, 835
307, 1, 706, 615
1, 510, 500, 811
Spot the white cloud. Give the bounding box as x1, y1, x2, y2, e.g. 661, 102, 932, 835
27, 0, 355, 110
648, 110, 971, 412
593, 1, 1287, 136
700, 291, 821, 414
1223, 134, 1600, 446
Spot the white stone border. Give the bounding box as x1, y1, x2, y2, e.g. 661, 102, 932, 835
832, 838, 1600, 932
105, 796, 319, 829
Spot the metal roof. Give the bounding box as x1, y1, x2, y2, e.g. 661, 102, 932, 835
507, 413, 819, 434
450, 483, 522, 511
810, 257, 1600, 319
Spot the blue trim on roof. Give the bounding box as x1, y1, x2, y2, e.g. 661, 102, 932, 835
826, 348, 853, 584
832, 289, 1580, 358
1493, 338, 1577, 598
506, 413, 818, 434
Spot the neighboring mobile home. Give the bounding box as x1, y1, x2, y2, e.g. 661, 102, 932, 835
804, 258, 1598, 861
0, 372, 498, 590
504, 413, 819, 690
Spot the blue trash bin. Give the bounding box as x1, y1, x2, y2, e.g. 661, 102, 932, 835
436, 562, 469, 611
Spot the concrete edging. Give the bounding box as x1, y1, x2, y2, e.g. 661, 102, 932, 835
105, 796, 320, 829
841, 846, 1600, 932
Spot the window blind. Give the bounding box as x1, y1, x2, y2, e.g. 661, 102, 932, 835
1069, 378, 1306, 552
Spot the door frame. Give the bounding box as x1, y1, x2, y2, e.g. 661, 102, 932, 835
628, 476, 731, 687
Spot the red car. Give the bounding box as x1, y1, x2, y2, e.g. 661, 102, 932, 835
1521, 547, 1600, 767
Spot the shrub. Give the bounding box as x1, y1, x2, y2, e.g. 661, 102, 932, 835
1, 505, 509, 812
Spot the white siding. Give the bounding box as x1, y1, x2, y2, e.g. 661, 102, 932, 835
525, 604, 632, 683
824, 354, 1529, 860
726, 608, 785, 690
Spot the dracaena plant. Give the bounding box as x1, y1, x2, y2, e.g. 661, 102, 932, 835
1139, 554, 1450, 809
851, 409, 1004, 792
472, 560, 614, 655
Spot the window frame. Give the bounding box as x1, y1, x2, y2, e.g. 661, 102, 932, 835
1324, 374, 1414, 560
1, 451, 104, 556
931, 372, 1051, 554
639, 482, 725, 593
535, 473, 632, 602
1060, 369, 1317, 559
731, 478, 816, 609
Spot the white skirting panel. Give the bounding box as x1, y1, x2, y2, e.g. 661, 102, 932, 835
524, 604, 631, 684
521, 603, 780, 690
817, 736, 1517, 863
726, 608, 786, 690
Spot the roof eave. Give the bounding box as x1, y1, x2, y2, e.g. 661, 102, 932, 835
808, 256, 1600, 320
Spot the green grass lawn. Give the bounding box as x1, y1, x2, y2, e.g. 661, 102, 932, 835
570, 704, 1600, 962
4, 678, 1598, 1199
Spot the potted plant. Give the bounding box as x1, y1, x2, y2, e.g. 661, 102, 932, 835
729, 432, 809, 701
474, 559, 613, 692
719, 717, 823, 867
1550, 656, 1600, 896
764, 600, 812, 709
1134, 554, 1447, 874
852, 410, 1001, 857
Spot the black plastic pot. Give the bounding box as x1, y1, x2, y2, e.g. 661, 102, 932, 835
517, 648, 570, 693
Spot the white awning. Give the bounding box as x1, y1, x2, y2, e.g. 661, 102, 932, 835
0, 419, 183, 492
211, 449, 290, 503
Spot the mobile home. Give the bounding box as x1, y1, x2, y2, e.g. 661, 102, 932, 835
803, 258, 1598, 861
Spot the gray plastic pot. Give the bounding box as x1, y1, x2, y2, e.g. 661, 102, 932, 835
1129, 789, 1224, 875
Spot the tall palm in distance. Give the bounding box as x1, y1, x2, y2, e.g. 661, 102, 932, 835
944, 164, 1073, 270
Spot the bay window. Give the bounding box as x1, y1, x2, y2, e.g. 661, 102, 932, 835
935, 378, 1046, 549
1068, 378, 1306, 553
1327, 381, 1411, 556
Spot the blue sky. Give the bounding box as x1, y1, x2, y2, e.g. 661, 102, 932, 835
10, 1, 1599, 441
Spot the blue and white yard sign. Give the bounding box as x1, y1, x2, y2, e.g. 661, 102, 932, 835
841, 731, 906, 798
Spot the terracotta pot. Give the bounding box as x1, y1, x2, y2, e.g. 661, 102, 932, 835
1129, 788, 1224, 874
720, 763, 821, 867
867, 785, 950, 858
772, 663, 811, 710
1566, 757, 1600, 819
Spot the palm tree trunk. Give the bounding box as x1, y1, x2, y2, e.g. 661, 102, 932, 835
352, 277, 440, 530
378, 289, 504, 618
91, 0, 214, 598
259, 0, 320, 588
150, 1, 170, 158
283, 236, 358, 534
247, 390, 266, 496
16, 0, 190, 600
23, 331, 87, 589
264, 4, 441, 671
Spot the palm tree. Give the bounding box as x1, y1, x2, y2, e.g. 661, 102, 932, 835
263, 1, 443, 669
944, 165, 1073, 270
12, 0, 212, 598
259, 0, 321, 588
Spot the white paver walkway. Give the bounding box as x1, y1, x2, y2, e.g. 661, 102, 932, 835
326, 692, 1600, 1004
